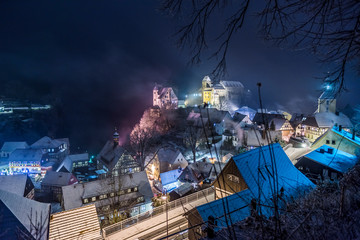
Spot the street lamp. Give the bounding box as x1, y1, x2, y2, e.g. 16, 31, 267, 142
162, 189, 168, 240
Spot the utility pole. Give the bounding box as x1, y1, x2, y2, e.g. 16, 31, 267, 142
162, 189, 169, 239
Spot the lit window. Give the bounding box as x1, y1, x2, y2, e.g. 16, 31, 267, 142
127, 188, 132, 193
133, 187, 138, 192
99, 194, 107, 200
83, 198, 89, 204
91, 197, 96, 202
110, 192, 115, 197
137, 196, 144, 203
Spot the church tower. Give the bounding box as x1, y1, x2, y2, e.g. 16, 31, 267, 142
202, 76, 213, 104
113, 128, 120, 147
317, 80, 336, 113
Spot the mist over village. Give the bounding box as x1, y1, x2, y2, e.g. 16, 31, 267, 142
1, 1, 360, 240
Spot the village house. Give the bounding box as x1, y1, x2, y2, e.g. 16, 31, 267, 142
0, 189, 51, 240
42, 171, 78, 202
56, 153, 89, 173
178, 161, 214, 186
61, 171, 153, 226
97, 132, 141, 177
147, 148, 188, 180
295, 145, 358, 182
269, 118, 294, 142
299, 84, 353, 143
235, 106, 256, 120
186, 143, 314, 239
242, 127, 282, 149
153, 84, 178, 109
310, 125, 360, 156
159, 168, 183, 192
0, 174, 35, 199
0, 141, 29, 158
31, 136, 69, 162
8, 148, 43, 176
49, 204, 101, 240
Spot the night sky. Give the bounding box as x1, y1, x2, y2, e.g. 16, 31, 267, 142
1, 1, 359, 151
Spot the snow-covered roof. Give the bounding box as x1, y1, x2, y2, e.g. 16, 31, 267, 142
97, 140, 125, 170
173, 182, 193, 197
304, 145, 358, 173
57, 153, 89, 172
31, 136, 68, 149
232, 143, 314, 204
196, 189, 251, 232
236, 106, 256, 114
245, 128, 282, 147
157, 148, 182, 165
62, 171, 152, 210
8, 148, 43, 162
0, 174, 33, 197
160, 168, 182, 186
1, 141, 29, 152
0, 189, 51, 240
331, 126, 360, 146
314, 112, 352, 128
42, 171, 77, 187
220, 80, 244, 89
49, 204, 101, 240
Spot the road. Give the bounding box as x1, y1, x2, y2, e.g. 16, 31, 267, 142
105, 191, 215, 240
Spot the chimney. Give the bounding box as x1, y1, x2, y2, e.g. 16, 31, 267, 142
339, 125, 342, 132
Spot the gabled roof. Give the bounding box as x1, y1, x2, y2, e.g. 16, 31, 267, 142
62, 171, 152, 211
1, 141, 29, 152
0, 174, 34, 197
157, 148, 182, 165
302, 116, 318, 127
220, 80, 244, 89
49, 204, 101, 240
252, 113, 284, 125
315, 112, 352, 128
97, 140, 125, 170
160, 168, 182, 186
8, 149, 43, 162
0, 189, 51, 240
232, 112, 247, 122
232, 143, 314, 204
31, 136, 68, 149
56, 153, 89, 172
303, 145, 358, 173
270, 118, 287, 131
42, 171, 77, 187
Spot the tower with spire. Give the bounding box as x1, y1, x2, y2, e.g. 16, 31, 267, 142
317, 79, 336, 113
113, 128, 119, 147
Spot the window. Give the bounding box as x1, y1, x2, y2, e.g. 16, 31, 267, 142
91, 197, 96, 202
127, 188, 132, 193
99, 194, 107, 200
332, 140, 336, 145
227, 174, 240, 183
141, 205, 146, 211
326, 140, 330, 144
83, 198, 89, 204
133, 187, 138, 192
110, 192, 115, 197
117, 190, 125, 196
137, 196, 144, 203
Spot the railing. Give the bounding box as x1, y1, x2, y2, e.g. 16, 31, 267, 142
102, 187, 214, 237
